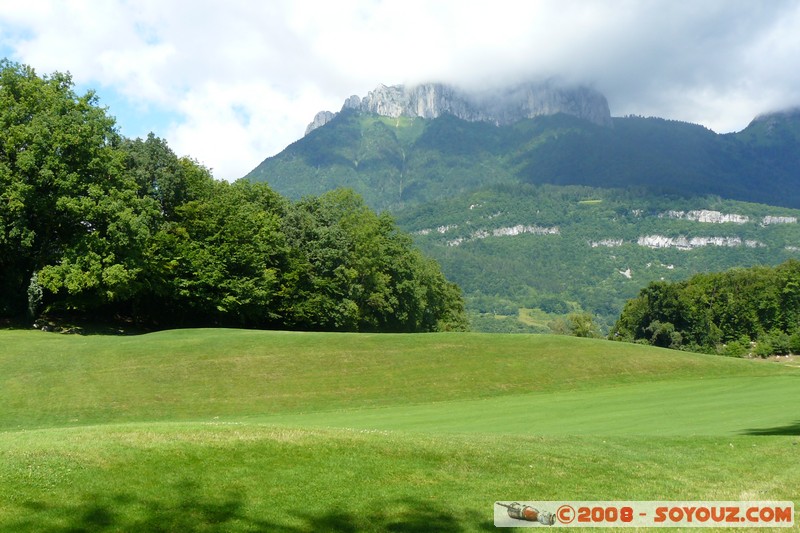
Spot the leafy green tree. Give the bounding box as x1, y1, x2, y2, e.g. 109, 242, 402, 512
754, 338, 775, 358
141, 179, 289, 327
0, 60, 157, 317
36, 183, 158, 311
0, 60, 466, 333
759, 329, 790, 356
281, 189, 466, 332
613, 260, 800, 355
567, 312, 601, 338
720, 337, 750, 357
645, 320, 682, 349
123, 134, 214, 220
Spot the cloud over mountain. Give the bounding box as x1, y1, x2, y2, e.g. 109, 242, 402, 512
1, 0, 798, 180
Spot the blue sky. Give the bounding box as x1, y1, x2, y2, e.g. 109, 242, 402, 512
1, 0, 799, 181
83, 83, 180, 142
0, 43, 179, 148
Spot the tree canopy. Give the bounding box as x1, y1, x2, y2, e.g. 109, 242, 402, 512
611, 259, 800, 355
0, 60, 466, 332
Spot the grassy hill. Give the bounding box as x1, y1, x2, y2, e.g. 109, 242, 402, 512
1, 329, 798, 530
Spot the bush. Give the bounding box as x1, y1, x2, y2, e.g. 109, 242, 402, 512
720, 339, 748, 358
770, 330, 791, 355
789, 332, 800, 354
646, 320, 683, 349
754, 339, 774, 358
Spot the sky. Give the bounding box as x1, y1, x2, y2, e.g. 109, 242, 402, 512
1, 0, 799, 181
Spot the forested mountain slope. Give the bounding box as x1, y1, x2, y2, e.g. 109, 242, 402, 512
246, 96, 800, 332
394, 184, 800, 332
247, 108, 800, 210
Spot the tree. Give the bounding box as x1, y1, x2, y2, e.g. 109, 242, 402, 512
281, 189, 467, 332
122, 134, 214, 220
645, 320, 682, 349
568, 312, 601, 338
0, 60, 156, 317
612, 260, 800, 355
140, 179, 289, 327
0, 60, 467, 333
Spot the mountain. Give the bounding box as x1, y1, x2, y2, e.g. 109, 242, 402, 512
305, 81, 612, 134
245, 82, 800, 332
741, 107, 800, 143
246, 89, 800, 211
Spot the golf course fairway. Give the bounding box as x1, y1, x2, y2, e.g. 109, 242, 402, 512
1, 329, 798, 531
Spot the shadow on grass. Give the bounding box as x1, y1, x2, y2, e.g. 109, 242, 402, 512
12, 487, 495, 532
741, 420, 800, 436
29, 313, 150, 336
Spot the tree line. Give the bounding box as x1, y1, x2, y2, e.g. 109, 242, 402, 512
0, 60, 466, 332
611, 259, 800, 356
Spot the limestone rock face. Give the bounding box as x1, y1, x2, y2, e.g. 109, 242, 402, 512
306, 81, 612, 134
304, 110, 337, 135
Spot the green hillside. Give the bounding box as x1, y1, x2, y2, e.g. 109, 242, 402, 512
246, 111, 521, 211
246, 108, 800, 333
395, 184, 800, 332
246, 109, 800, 211
1, 329, 799, 530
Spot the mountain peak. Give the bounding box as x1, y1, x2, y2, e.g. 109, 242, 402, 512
305, 81, 612, 134
753, 106, 800, 122
743, 106, 800, 142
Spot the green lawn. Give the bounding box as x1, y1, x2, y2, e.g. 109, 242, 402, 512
259, 375, 800, 436
1, 329, 798, 531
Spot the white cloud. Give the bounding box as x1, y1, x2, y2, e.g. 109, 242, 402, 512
2, 0, 800, 179
167, 80, 329, 181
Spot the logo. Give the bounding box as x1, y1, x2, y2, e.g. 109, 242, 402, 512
496, 502, 555, 525
494, 501, 795, 528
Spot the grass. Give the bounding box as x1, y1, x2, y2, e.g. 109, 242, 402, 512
360, 115, 427, 145
517, 307, 559, 329
258, 375, 800, 436
1, 425, 796, 531
1, 329, 799, 531
5, 329, 787, 431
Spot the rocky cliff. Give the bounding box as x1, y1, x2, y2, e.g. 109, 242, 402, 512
305, 81, 612, 134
